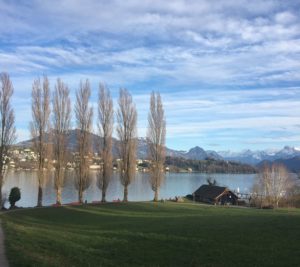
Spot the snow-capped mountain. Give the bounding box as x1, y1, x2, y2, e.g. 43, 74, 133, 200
274, 146, 300, 160
218, 146, 300, 165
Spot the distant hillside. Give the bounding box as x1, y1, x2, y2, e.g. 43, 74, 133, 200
17, 129, 121, 158
16, 129, 223, 160
165, 156, 257, 174
182, 146, 223, 160
257, 156, 300, 174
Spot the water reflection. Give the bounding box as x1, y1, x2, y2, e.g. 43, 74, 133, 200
3, 170, 255, 208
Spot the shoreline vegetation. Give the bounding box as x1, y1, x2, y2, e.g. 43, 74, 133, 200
165, 156, 257, 174
1, 202, 300, 267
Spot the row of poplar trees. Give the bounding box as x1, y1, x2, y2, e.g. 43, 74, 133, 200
0, 72, 166, 208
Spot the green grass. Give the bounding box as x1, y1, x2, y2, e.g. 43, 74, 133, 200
1, 202, 300, 267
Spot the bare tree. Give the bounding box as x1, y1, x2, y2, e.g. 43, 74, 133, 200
0, 73, 16, 208
30, 76, 51, 207
253, 163, 292, 207
52, 79, 71, 205
74, 80, 93, 203
147, 92, 166, 201
117, 89, 137, 202
97, 84, 113, 202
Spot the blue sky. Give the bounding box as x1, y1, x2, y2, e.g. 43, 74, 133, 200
1, 0, 300, 151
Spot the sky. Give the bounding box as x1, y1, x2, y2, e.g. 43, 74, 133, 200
0, 0, 300, 152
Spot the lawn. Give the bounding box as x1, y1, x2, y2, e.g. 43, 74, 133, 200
1, 202, 300, 267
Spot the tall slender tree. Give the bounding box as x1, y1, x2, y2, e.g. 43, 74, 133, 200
74, 80, 93, 203
30, 76, 51, 207
147, 92, 166, 201
117, 88, 137, 202
52, 79, 71, 205
97, 84, 113, 202
0, 73, 16, 208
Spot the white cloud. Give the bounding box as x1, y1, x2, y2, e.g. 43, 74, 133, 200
275, 11, 297, 25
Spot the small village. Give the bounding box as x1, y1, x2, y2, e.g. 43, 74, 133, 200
6, 147, 156, 172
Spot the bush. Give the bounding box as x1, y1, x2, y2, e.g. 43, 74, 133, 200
9, 187, 21, 208
185, 194, 193, 200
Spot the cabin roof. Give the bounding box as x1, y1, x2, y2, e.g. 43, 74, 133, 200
193, 185, 230, 199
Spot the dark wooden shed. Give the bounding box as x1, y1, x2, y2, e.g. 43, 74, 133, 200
193, 185, 238, 205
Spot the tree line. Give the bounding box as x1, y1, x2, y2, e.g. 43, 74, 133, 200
0, 73, 166, 208
165, 156, 257, 173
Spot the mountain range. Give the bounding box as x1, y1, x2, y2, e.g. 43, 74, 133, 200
16, 129, 300, 172
218, 146, 300, 165
16, 130, 224, 161
168, 145, 300, 173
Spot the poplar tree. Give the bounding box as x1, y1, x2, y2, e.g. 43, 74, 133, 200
97, 84, 113, 202
30, 76, 50, 207
117, 89, 137, 202
52, 79, 71, 205
147, 92, 166, 201
74, 80, 93, 203
0, 73, 16, 208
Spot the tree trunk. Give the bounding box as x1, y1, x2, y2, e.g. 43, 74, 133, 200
154, 188, 159, 202
101, 190, 106, 203
78, 187, 83, 203
123, 185, 128, 202
56, 187, 62, 205
0, 171, 4, 209
37, 185, 43, 207
37, 170, 43, 207
0, 184, 2, 209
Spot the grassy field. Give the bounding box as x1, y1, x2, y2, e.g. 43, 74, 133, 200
1, 202, 300, 267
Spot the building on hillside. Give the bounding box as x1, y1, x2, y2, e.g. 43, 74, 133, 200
193, 185, 238, 205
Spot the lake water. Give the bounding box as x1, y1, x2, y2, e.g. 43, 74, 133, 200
2, 171, 256, 208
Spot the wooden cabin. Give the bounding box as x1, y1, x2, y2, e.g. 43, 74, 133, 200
193, 185, 238, 205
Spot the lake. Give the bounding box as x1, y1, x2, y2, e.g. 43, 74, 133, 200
2, 171, 256, 208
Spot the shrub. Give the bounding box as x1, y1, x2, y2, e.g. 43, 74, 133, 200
185, 194, 193, 200
9, 187, 21, 208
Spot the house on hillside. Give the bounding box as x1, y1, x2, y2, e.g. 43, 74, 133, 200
193, 185, 238, 205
